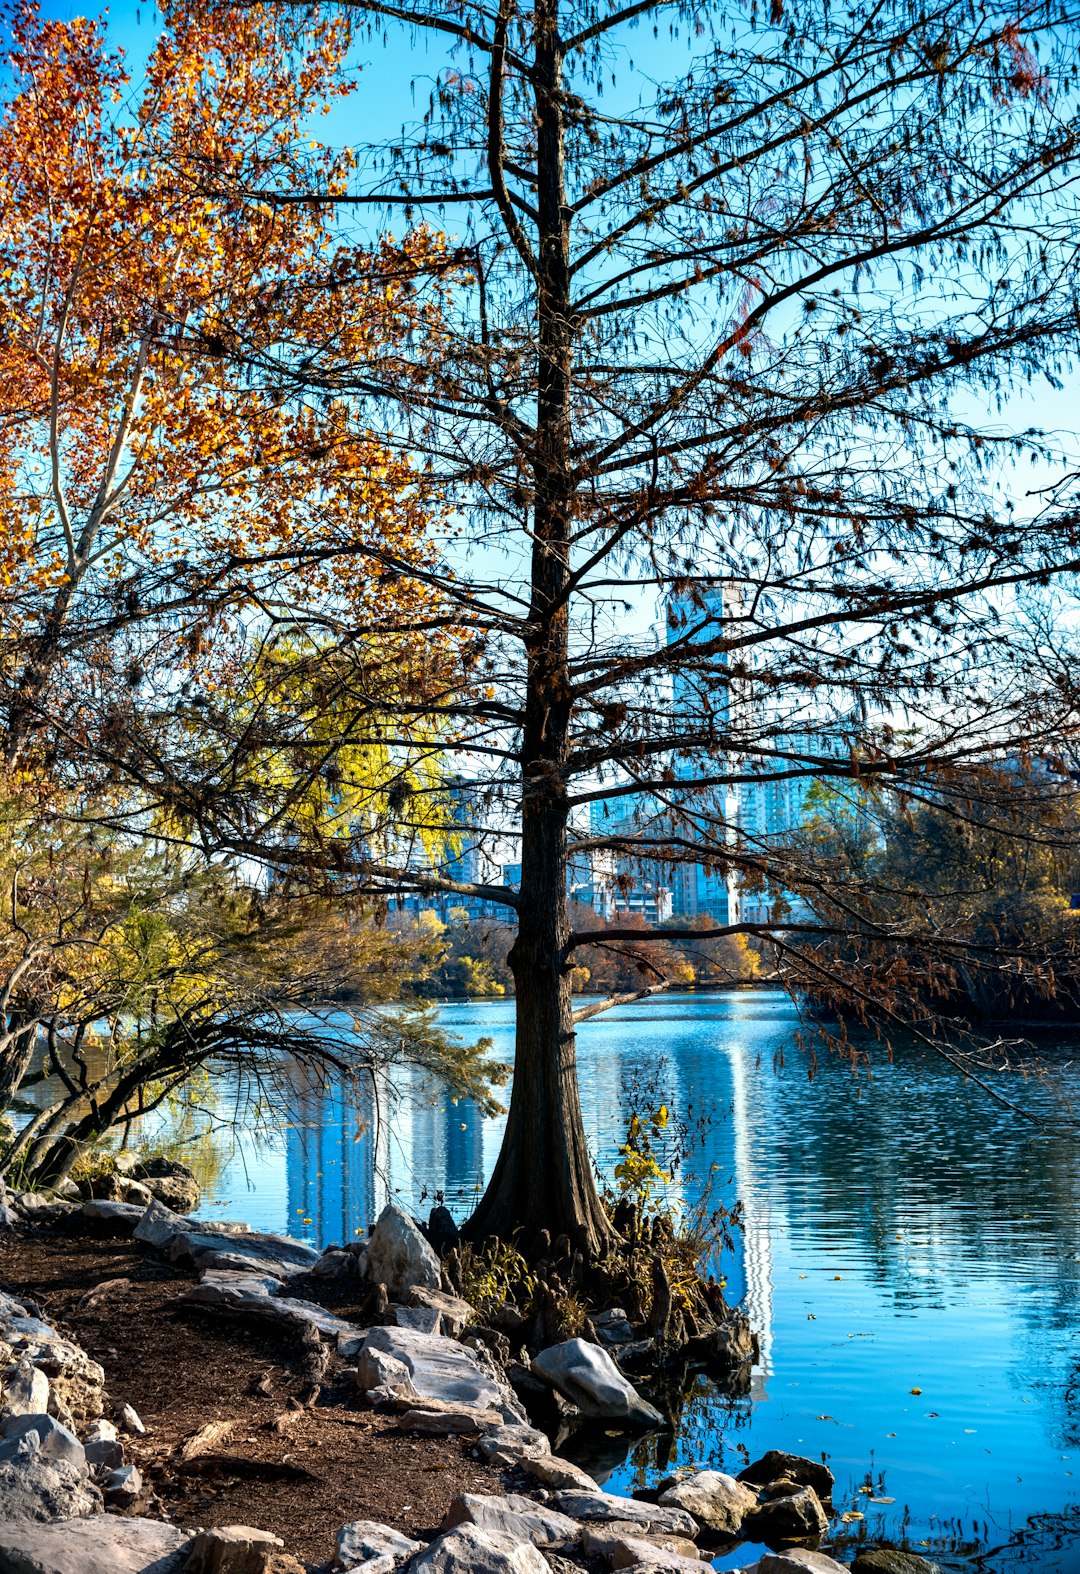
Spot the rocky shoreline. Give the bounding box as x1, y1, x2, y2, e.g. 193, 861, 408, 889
0, 1185, 938, 1574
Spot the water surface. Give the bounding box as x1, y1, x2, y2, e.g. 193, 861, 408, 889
129, 992, 1080, 1572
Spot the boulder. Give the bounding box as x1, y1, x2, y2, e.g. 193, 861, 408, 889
738, 1452, 835, 1502
83, 1417, 123, 1472
610, 1538, 706, 1572
552, 1492, 697, 1540
0, 1414, 85, 1472
408, 1288, 473, 1339
0, 1442, 101, 1520
657, 1470, 758, 1536
0, 1514, 191, 1573
334, 1520, 422, 1573
742, 1486, 829, 1547
850, 1554, 941, 1574
132, 1199, 191, 1252
591, 1310, 639, 1348
444, 1491, 581, 1546
11, 1194, 76, 1223
180, 1280, 362, 1343
79, 1199, 144, 1231
311, 1250, 359, 1283
198, 1270, 287, 1299
757, 1553, 850, 1574
184, 1524, 284, 1574
684, 1309, 757, 1371
581, 1525, 701, 1562
477, 1423, 551, 1466
0, 1323, 103, 1428
518, 1452, 599, 1491
355, 1326, 524, 1421
1, 1363, 49, 1416
141, 1174, 200, 1214
174, 1231, 319, 1276
532, 1340, 663, 1428
409, 1524, 551, 1574
366, 1204, 442, 1298
428, 1206, 461, 1255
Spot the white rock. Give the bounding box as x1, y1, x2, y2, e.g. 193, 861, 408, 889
103, 1463, 142, 1507
0, 1514, 191, 1572
356, 1326, 523, 1421
408, 1288, 473, 1338
0, 1446, 101, 1521
116, 1404, 145, 1435
518, 1452, 599, 1490
658, 1470, 758, 1534
756, 1552, 849, 1574
477, 1423, 551, 1466
0, 1414, 85, 1472
184, 1523, 284, 1573
172, 1229, 319, 1275
335, 1519, 422, 1572
132, 1198, 190, 1251
396, 1406, 502, 1435
1, 1362, 49, 1416
444, 1492, 580, 1546
552, 1491, 698, 1540
366, 1204, 442, 1298
580, 1525, 701, 1562
611, 1537, 708, 1572
0, 1321, 104, 1427
408, 1524, 551, 1574
392, 1305, 442, 1336
79, 1199, 143, 1228
532, 1339, 663, 1428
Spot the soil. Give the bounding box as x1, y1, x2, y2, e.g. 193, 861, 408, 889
0, 1220, 508, 1567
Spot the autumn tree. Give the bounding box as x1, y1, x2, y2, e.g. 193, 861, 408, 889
128, 0, 1080, 1249
0, 0, 449, 775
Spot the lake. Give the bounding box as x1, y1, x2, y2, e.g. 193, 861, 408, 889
128, 991, 1080, 1573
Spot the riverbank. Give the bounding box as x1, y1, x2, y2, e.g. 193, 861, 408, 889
0, 1197, 936, 1574
0, 1223, 506, 1562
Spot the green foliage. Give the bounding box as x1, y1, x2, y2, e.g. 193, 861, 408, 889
456, 1236, 534, 1321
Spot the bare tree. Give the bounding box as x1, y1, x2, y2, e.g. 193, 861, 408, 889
44, 0, 1080, 1248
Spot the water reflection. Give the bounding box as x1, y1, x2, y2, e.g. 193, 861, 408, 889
115, 991, 1080, 1573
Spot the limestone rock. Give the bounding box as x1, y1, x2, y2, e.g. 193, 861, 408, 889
477, 1422, 551, 1466
2, 1327, 103, 1430
738, 1452, 834, 1501
391, 1305, 441, 1336
552, 1491, 697, 1540
141, 1173, 200, 1214
756, 1552, 850, 1574
0, 1446, 101, 1521
355, 1325, 524, 1421
184, 1524, 285, 1574
103, 1463, 142, 1507
444, 1490, 581, 1546
0, 1414, 85, 1472
334, 1520, 422, 1572
132, 1198, 190, 1252
850, 1553, 941, 1574
83, 1418, 123, 1472
409, 1524, 551, 1574
658, 1470, 758, 1535
518, 1452, 599, 1491
79, 1199, 144, 1230
169, 1228, 318, 1273
0, 1515, 191, 1573
355, 1345, 416, 1401
396, 1405, 502, 1435
581, 1525, 701, 1562
532, 1339, 663, 1428
116, 1403, 145, 1435
408, 1288, 473, 1339
180, 1279, 361, 1342
743, 1486, 829, 1547
610, 1537, 707, 1572
1, 1362, 49, 1416
366, 1204, 442, 1298
591, 1310, 638, 1348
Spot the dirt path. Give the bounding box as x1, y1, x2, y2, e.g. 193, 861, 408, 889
0, 1222, 506, 1565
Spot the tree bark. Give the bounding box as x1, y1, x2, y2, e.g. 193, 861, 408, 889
465, 0, 615, 1253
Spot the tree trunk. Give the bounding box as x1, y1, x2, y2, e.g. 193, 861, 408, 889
465, 0, 615, 1253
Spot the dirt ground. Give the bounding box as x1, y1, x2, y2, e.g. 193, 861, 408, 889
0, 1220, 508, 1567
